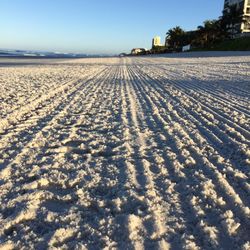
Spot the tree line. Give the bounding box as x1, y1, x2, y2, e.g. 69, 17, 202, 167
151, 3, 246, 53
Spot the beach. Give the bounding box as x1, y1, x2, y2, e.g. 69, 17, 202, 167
0, 52, 249, 249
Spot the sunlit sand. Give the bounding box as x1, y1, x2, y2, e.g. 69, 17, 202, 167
0, 52, 249, 249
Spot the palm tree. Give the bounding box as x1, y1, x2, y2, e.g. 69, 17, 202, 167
166, 26, 185, 50
196, 20, 224, 48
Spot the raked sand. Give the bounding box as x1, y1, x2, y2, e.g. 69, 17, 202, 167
0, 53, 249, 249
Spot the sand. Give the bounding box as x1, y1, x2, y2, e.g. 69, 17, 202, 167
0, 52, 249, 249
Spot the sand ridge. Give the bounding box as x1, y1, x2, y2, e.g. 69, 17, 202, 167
0, 54, 249, 249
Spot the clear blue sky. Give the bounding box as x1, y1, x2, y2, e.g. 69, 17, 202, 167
1, 0, 225, 54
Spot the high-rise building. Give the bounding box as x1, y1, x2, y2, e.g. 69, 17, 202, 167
152, 36, 162, 48
223, 0, 250, 34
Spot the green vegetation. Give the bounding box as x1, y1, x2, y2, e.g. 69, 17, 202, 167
192, 37, 250, 51
164, 18, 229, 52
150, 3, 249, 54
151, 46, 168, 54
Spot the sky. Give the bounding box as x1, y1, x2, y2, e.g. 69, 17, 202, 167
1, 0, 225, 54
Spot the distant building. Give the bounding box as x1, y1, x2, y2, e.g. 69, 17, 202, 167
223, 0, 250, 35
152, 36, 162, 48
131, 48, 147, 55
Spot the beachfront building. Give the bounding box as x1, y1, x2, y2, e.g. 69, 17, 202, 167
223, 0, 250, 35
152, 36, 162, 48
131, 48, 147, 55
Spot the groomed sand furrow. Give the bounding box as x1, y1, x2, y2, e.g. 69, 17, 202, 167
132, 65, 238, 249
0, 65, 107, 150
134, 62, 249, 221
39, 66, 122, 248
125, 66, 173, 249
131, 65, 250, 207
119, 67, 147, 248
137, 65, 250, 140
163, 61, 250, 96
0, 66, 76, 119
133, 66, 250, 171
0, 54, 249, 249
136, 58, 250, 100
128, 65, 232, 248
128, 64, 249, 246
0, 66, 101, 132
0, 66, 112, 176
0, 66, 113, 189
0, 66, 121, 249
89, 66, 146, 248
1, 79, 110, 216
0, 67, 109, 175
152, 65, 250, 118
175, 64, 250, 98
165, 77, 250, 133
126, 66, 203, 249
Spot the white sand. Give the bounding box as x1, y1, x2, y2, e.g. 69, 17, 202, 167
0, 52, 249, 249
